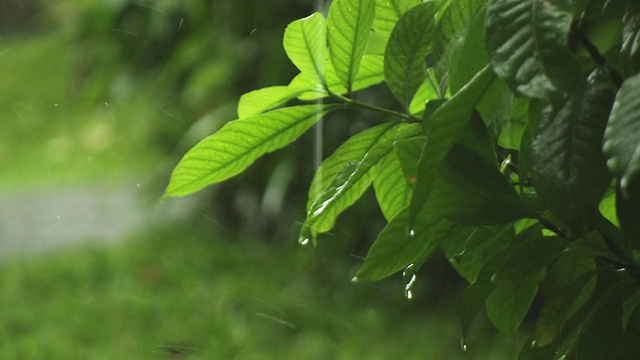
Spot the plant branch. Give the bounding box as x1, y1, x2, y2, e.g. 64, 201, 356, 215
533, 214, 573, 240
573, 29, 624, 88
331, 93, 421, 123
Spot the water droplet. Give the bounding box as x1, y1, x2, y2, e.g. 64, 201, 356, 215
530, 339, 537, 348
490, 273, 498, 283
406, 227, 416, 237
460, 338, 468, 352
351, 276, 359, 283
403, 264, 417, 300
405, 289, 413, 299
299, 237, 310, 245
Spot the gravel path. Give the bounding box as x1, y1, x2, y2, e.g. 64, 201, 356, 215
0, 182, 198, 258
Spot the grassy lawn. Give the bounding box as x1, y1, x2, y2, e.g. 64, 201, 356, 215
0, 222, 519, 359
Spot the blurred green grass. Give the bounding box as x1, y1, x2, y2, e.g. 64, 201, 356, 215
0, 222, 519, 359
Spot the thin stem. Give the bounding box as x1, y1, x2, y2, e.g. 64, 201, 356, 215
331, 93, 421, 123
573, 29, 624, 88
533, 214, 572, 240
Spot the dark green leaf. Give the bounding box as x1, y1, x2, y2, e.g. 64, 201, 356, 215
393, 136, 425, 185
485, 0, 580, 100
456, 112, 496, 166
408, 65, 496, 226
164, 105, 335, 198
328, 0, 376, 92
302, 123, 421, 240
443, 224, 515, 282
428, 144, 528, 225
621, 3, 640, 74
531, 68, 615, 232
493, 235, 569, 284
622, 288, 640, 330
355, 208, 455, 281
283, 12, 327, 87
384, 2, 437, 109
486, 272, 539, 337
534, 270, 599, 346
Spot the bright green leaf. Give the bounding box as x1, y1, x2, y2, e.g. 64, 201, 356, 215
372, 0, 419, 40
237, 86, 312, 118
164, 105, 335, 198
485, 0, 580, 100
384, 2, 437, 109
486, 272, 539, 337
355, 208, 456, 281
302, 123, 421, 240
328, 0, 376, 92
531, 68, 615, 233
374, 152, 412, 220
284, 12, 328, 87
408, 77, 440, 116
290, 55, 385, 100
308, 122, 418, 208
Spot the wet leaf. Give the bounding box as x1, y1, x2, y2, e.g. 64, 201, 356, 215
374, 151, 412, 221
328, 0, 376, 92
237, 86, 312, 118
284, 12, 327, 87
372, 0, 420, 40
164, 105, 335, 198
485, 0, 580, 100
486, 272, 539, 337
384, 2, 437, 109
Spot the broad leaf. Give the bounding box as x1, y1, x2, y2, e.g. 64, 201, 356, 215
237, 86, 312, 118
374, 152, 412, 221
485, 0, 580, 100
486, 273, 539, 337
433, 0, 487, 71
302, 123, 421, 240
493, 235, 569, 284
443, 224, 515, 282
408, 76, 440, 116
283, 12, 327, 87
409, 65, 496, 226
355, 208, 455, 281
328, 0, 376, 93
384, 2, 437, 109
289, 55, 385, 100
164, 105, 335, 198
621, 3, 640, 74
429, 145, 527, 225
308, 122, 418, 208
603, 73, 640, 245
372, 0, 420, 40
531, 68, 615, 233
394, 137, 425, 183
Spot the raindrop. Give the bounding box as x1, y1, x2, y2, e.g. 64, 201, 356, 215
406, 227, 416, 237
460, 338, 468, 352
56, 215, 61, 221
530, 339, 537, 348
299, 237, 310, 245
403, 264, 417, 300
405, 289, 413, 299
104, 101, 109, 107
351, 276, 359, 283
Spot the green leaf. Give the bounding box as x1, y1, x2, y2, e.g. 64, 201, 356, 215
384, 2, 437, 109
493, 235, 569, 284
604, 73, 640, 192
409, 65, 496, 226
355, 208, 455, 281
460, 253, 505, 339
374, 152, 412, 221
433, 0, 487, 70
164, 105, 335, 198
485, 0, 580, 100
621, 3, 640, 74
237, 86, 312, 118
308, 122, 418, 209
302, 123, 421, 240
372, 0, 419, 40
328, 0, 376, 93
283, 12, 327, 87
428, 145, 527, 225
603, 73, 640, 245
394, 136, 425, 183
486, 272, 539, 337
443, 224, 515, 282
289, 55, 385, 100
456, 112, 496, 166
535, 272, 598, 347
622, 288, 640, 330
531, 68, 615, 232
408, 77, 441, 116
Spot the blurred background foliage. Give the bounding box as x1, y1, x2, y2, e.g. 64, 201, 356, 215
0, 0, 518, 358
